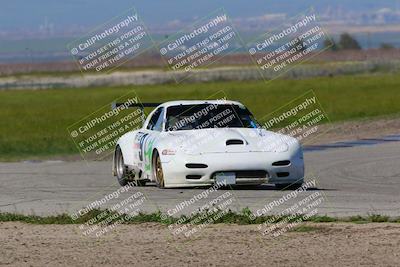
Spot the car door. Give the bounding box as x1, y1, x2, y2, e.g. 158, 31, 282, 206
137, 107, 164, 177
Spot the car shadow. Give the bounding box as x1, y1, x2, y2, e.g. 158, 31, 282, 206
221, 185, 336, 191
146, 183, 337, 191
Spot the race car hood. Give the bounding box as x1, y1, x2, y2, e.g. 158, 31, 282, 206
163, 128, 297, 155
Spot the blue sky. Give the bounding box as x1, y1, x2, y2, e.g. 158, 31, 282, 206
0, 0, 398, 30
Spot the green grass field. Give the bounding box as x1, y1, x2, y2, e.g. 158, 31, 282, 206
1, 72, 400, 160
0, 208, 397, 225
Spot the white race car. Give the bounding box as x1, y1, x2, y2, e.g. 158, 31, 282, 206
112, 100, 304, 189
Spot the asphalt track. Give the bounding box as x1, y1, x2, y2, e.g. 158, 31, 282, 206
0, 141, 399, 217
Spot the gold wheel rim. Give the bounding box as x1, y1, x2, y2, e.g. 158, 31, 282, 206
155, 155, 164, 186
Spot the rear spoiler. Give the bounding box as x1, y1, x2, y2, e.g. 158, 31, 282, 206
111, 102, 162, 110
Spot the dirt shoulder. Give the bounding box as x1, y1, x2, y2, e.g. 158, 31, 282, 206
305, 116, 400, 145
1, 222, 399, 266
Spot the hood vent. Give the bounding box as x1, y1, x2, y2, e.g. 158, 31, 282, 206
226, 139, 244, 145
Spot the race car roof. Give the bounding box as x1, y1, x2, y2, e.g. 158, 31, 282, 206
111, 100, 245, 112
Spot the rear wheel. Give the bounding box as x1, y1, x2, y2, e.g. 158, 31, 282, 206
152, 151, 165, 188
115, 146, 129, 186
115, 146, 148, 187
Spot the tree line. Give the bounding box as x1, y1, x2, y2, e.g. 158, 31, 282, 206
323, 33, 395, 51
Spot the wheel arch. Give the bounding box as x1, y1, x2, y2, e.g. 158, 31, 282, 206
115, 132, 138, 166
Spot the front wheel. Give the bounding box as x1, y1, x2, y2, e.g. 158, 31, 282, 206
152, 151, 165, 188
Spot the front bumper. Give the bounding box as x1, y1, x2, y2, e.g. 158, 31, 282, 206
161, 150, 304, 188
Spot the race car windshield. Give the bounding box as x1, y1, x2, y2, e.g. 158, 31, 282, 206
165, 104, 260, 131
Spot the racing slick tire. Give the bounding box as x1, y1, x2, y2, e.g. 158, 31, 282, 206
115, 146, 129, 186
152, 150, 165, 189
